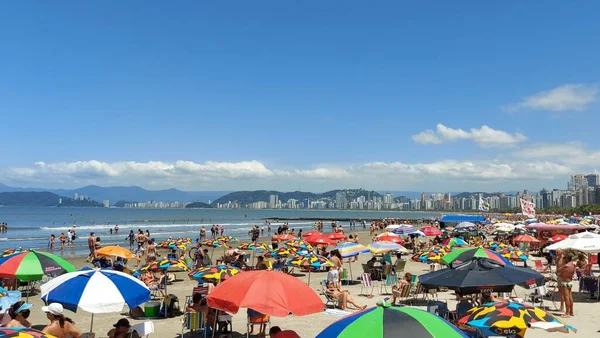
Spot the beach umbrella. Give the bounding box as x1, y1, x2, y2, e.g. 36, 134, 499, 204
367, 241, 407, 254
285, 240, 313, 251
441, 247, 512, 267
41, 268, 150, 332
237, 242, 269, 251
548, 234, 568, 243
418, 258, 544, 294
188, 264, 240, 283
274, 234, 297, 241
375, 235, 404, 245
217, 236, 238, 244
0, 327, 57, 337
1, 247, 28, 257
457, 301, 576, 337
545, 231, 600, 253
157, 258, 190, 271
201, 239, 223, 248
304, 235, 336, 246
206, 270, 323, 316
493, 222, 515, 228
384, 224, 401, 230
0, 250, 76, 281
316, 303, 469, 338
410, 230, 426, 237
375, 232, 400, 238
456, 222, 476, 228
498, 248, 530, 262
303, 230, 322, 237
447, 238, 467, 247
326, 232, 346, 241
286, 253, 333, 285
421, 226, 442, 237
496, 225, 516, 232
412, 245, 452, 264
513, 235, 540, 244
96, 245, 133, 260
266, 247, 296, 258
392, 225, 415, 235
337, 242, 370, 280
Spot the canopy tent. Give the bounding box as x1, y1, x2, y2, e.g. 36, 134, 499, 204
440, 215, 485, 223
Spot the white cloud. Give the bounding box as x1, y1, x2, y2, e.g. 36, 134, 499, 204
505, 84, 598, 112
0, 158, 575, 191
412, 124, 526, 147
411, 130, 442, 144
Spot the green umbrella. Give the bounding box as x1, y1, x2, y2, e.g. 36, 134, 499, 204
316, 302, 469, 338
0, 250, 76, 281
441, 247, 508, 267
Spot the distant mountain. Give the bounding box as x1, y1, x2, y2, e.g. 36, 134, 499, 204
185, 202, 214, 209
0, 192, 102, 207
213, 189, 381, 206
0, 184, 230, 204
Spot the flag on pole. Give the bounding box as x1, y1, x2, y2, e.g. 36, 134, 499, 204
478, 197, 490, 211
520, 199, 536, 218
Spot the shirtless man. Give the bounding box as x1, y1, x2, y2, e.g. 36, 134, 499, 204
136, 230, 146, 251
555, 249, 565, 312
557, 252, 576, 317
87, 233, 96, 262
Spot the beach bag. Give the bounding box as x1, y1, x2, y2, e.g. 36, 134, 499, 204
129, 306, 145, 318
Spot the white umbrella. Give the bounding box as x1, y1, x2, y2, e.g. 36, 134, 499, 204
545, 231, 600, 253
493, 222, 515, 228
456, 222, 476, 228
385, 224, 401, 231
41, 268, 150, 332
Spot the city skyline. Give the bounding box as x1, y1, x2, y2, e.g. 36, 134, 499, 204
1, 3, 599, 191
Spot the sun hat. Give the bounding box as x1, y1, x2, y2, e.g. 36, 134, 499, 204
41, 303, 63, 315
113, 318, 131, 328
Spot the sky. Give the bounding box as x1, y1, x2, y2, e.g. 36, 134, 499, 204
1, 2, 599, 192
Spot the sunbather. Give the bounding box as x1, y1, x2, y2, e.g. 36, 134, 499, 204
326, 281, 366, 311
391, 273, 412, 305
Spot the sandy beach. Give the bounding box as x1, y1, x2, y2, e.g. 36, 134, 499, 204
16, 229, 597, 338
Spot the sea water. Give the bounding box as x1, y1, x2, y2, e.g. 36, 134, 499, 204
0, 206, 441, 256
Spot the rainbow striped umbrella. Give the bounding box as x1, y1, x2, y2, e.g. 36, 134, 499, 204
317, 303, 468, 338
336, 242, 369, 258
367, 241, 408, 254
0, 250, 76, 281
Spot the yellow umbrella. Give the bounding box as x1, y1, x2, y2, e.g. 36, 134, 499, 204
96, 245, 133, 259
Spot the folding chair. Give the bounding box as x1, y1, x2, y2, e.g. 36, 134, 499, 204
393, 284, 411, 305
320, 280, 339, 308
359, 273, 377, 296
247, 314, 270, 338
528, 285, 556, 309
185, 284, 211, 306
380, 273, 398, 295
181, 311, 207, 338
394, 260, 407, 274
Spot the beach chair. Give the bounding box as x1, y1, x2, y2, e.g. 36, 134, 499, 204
181, 311, 207, 338
379, 273, 398, 295
359, 273, 377, 296
130, 321, 154, 337
185, 284, 211, 305
320, 280, 339, 308
528, 285, 555, 309
393, 284, 411, 305
427, 300, 450, 320
247, 314, 270, 338
393, 260, 406, 274
408, 283, 424, 305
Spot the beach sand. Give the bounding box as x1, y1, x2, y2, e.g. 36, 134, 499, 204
19, 229, 598, 337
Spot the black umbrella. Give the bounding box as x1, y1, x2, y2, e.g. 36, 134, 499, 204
418, 258, 544, 294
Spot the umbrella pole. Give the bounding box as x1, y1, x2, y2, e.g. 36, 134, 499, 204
308, 269, 311, 286
90, 313, 94, 333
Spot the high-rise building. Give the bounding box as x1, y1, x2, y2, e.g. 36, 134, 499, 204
586, 174, 600, 187
74, 193, 79, 200
269, 194, 279, 209
103, 200, 110, 208
335, 191, 347, 209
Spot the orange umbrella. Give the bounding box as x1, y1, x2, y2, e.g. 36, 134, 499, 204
513, 235, 540, 243
275, 234, 297, 241
304, 235, 336, 246
375, 235, 405, 245
206, 270, 324, 317
326, 232, 346, 241
96, 245, 133, 259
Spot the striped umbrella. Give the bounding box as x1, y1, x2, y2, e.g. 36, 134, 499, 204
41, 268, 150, 332
317, 303, 468, 338
392, 225, 415, 235
1, 247, 28, 258
367, 241, 407, 254
421, 226, 443, 237
188, 264, 240, 283
286, 253, 333, 285
0, 250, 76, 281
336, 242, 369, 281
447, 238, 468, 247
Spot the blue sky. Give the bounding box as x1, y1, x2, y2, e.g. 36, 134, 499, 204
1, 2, 599, 192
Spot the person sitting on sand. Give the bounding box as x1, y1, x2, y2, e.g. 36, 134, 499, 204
1, 301, 32, 328
142, 271, 166, 297
326, 281, 366, 311
42, 303, 83, 338
107, 318, 140, 338
255, 256, 269, 270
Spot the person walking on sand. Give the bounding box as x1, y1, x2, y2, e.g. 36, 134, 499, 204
558, 252, 576, 317
87, 233, 96, 263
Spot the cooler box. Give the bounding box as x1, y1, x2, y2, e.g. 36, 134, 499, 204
144, 301, 161, 318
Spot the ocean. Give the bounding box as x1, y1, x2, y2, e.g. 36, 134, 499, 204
0, 207, 443, 256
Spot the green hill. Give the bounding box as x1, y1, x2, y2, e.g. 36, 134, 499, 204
0, 191, 102, 207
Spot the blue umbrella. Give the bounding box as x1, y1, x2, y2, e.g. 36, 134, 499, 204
41, 268, 150, 331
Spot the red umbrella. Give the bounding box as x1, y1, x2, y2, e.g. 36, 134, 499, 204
375, 235, 404, 245
513, 235, 540, 243
326, 232, 346, 241
275, 234, 297, 241
303, 230, 322, 238
304, 235, 336, 246
549, 234, 568, 243
420, 226, 442, 236
206, 270, 324, 317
